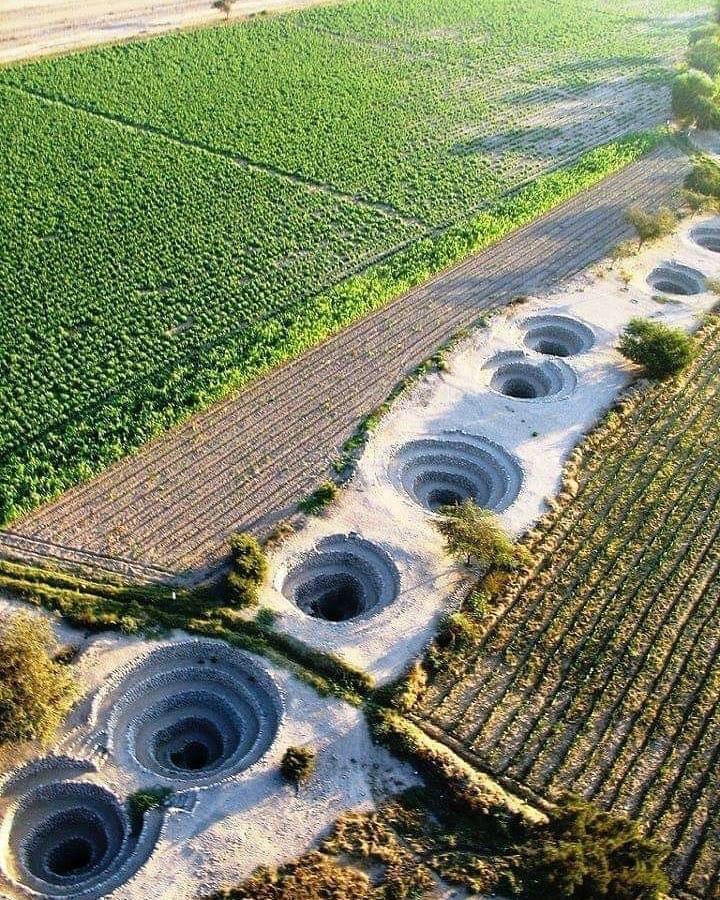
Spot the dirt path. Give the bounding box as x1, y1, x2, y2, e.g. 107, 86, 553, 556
0, 144, 689, 583
0, 0, 335, 66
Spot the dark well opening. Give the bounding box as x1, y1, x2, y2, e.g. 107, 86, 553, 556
170, 740, 210, 771
535, 338, 570, 357
502, 378, 538, 399
427, 487, 466, 510
312, 578, 364, 622
47, 838, 94, 877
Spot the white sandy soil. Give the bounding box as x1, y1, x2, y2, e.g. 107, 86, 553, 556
261, 214, 720, 683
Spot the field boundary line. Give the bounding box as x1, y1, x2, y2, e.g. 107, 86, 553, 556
0, 81, 429, 230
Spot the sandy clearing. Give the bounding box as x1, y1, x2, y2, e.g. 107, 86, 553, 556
0, 622, 419, 900
0, 0, 335, 66
260, 214, 720, 683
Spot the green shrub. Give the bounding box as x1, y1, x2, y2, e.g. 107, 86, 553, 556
225, 532, 267, 607
671, 69, 720, 129
280, 745, 317, 787
229, 533, 268, 583
435, 499, 528, 570
624, 206, 676, 245
685, 156, 720, 198
618, 319, 695, 379
524, 795, 669, 899
0, 612, 77, 746
225, 571, 260, 608
436, 612, 483, 652
127, 787, 172, 832
297, 481, 338, 515
687, 37, 720, 76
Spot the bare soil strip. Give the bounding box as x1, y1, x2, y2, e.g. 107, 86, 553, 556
0, 0, 336, 66
0, 144, 688, 582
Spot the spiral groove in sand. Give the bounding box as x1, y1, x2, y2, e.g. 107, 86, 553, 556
484, 351, 577, 400
104, 641, 282, 786
647, 261, 705, 296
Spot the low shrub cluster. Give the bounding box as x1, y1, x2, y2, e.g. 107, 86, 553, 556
672, 7, 720, 128
523, 796, 670, 899
618, 318, 695, 379
127, 787, 173, 833
624, 206, 676, 245
297, 481, 337, 516
0, 611, 77, 747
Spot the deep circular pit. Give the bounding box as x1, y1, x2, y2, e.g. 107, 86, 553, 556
105, 642, 282, 787
647, 262, 705, 296
691, 222, 720, 253
392, 433, 523, 514
282, 534, 400, 623
486, 353, 576, 401
522, 314, 595, 358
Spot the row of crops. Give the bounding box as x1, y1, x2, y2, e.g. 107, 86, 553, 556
0, 0, 705, 522
417, 319, 720, 898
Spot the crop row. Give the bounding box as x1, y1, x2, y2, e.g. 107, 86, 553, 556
0, 0, 699, 524
418, 321, 720, 897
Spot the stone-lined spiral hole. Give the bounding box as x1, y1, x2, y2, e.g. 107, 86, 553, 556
7, 782, 129, 896
647, 262, 705, 296
522, 314, 595, 357
282, 534, 400, 623
392, 434, 523, 514
485, 352, 576, 401
691, 222, 720, 253
105, 642, 282, 786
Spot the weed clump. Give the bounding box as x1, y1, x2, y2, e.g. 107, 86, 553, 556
625, 206, 676, 245
297, 481, 337, 515
280, 745, 317, 787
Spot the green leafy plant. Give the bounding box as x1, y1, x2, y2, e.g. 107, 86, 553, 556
297, 481, 337, 515
618, 318, 695, 379
524, 795, 670, 899
671, 69, 720, 128
685, 156, 720, 199
127, 787, 173, 832
225, 533, 268, 608
686, 37, 720, 76
0, 612, 77, 747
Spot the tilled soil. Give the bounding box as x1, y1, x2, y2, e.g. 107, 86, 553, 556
0, 144, 689, 583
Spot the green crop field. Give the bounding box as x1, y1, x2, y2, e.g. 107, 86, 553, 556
0, 0, 704, 522
417, 319, 720, 898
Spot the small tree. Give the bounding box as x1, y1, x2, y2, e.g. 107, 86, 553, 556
671, 69, 720, 129
225, 532, 268, 608
624, 206, 676, 245
434, 499, 525, 570
524, 795, 670, 899
213, 0, 235, 20
281, 745, 316, 789
0, 612, 77, 746
618, 319, 695, 379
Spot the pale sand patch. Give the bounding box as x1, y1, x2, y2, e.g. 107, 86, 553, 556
260, 214, 720, 683
0, 620, 418, 899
